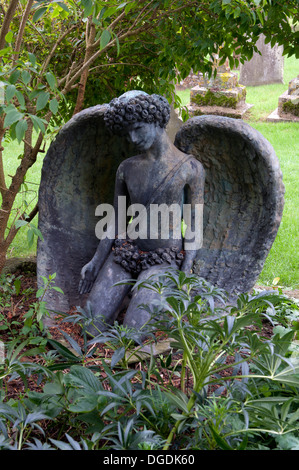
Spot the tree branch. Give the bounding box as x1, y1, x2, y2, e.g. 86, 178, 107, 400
88, 61, 153, 73
40, 24, 78, 77
13, 0, 34, 65
0, 0, 19, 50
72, 18, 96, 115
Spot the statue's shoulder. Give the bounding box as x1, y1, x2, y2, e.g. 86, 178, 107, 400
116, 154, 142, 177
181, 153, 205, 179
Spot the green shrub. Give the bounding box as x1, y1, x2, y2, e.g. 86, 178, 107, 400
0, 269, 299, 450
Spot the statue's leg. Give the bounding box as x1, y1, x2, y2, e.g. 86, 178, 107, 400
85, 252, 132, 336
123, 261, 177, 334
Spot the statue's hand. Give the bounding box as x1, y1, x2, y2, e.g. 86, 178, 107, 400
78, 260, 98, 295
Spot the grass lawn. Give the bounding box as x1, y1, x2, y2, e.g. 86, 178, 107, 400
1, 56, 298, 288
1, 135, 45, 258
176, 55, 298, 289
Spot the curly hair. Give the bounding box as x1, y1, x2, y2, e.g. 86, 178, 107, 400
104, 91, 171, 132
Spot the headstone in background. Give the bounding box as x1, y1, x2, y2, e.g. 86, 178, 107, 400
267, 75, 299, 122
187, 57, 252, 119
166, 105, 183, 142
239, 35, 284, 86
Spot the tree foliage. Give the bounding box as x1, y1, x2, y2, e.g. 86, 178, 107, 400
0, 0, 298, 272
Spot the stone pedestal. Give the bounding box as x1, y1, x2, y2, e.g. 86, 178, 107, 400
188, 66, 252, 119
239, 35, 284, 86
267, 75, 299, 122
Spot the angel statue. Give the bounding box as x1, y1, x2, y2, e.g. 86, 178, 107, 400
37, 90, 284, 335
76, 90, 205, 334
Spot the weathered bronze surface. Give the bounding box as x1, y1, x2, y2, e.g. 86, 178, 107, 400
37, 91, 284, 335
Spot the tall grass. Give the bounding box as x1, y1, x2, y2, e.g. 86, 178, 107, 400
2, 57, 298, 288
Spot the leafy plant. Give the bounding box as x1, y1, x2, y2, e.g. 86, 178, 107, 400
1, 268, 299, 450
0, 401, 50, 450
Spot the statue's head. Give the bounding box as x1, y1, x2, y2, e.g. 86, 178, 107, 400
104, 90, 171, 133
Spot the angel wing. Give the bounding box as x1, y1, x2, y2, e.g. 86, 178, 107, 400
174, 115, 285, 296
37, 104, 135, 312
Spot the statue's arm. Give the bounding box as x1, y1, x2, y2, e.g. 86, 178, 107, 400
78, 162, 129, 294
181, 159, 205, 275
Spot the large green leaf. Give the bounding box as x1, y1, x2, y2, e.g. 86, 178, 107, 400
67, 365, 103, 394
33, 7, 48, 22
36, 91, 49, 111
5, 84, 16, 102
100, 29, 111, 50
47, 338, 80, 362
15, 119, 28, 144
4, 107, 22, 127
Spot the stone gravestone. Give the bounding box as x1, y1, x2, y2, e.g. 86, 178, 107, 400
188, 61, 252, 119
239, 35, 284, 86
267, 75, 299, 122
37, 98, 285, 319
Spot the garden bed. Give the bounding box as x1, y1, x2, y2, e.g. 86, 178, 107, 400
0, 266, 281, 398
1, 264, 299, 451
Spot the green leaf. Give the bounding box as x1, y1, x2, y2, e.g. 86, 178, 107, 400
15, 219, 28, 229
46, 72, 56, 90
27, 228, 35, 248
209, 425, 233, 450
28, 52, 36, 66
49, 98, 59, 114
115, 34, 120, 56
111, 346, 125, 368
68, 395, 98, 413
47, 338, 80, 362
30, 225, 44, 241
52, 286, 64, 294
181, 218, 187, 237
15, 90, 25, 109
5, 31, 13, 43
68, 365, 103, 393
36, 91, 49, 111
5, 84, 16, 102
9, 69, 20, 84
29, 114, 46, 134
125, 3, 135, 14
36, 288, 44, 298
14, 278, 21, 296
21, 70, 31, 85
15, 119, 28, 144
56, 2, 70, 13
100, 30, 111, 50
0, 47, 11, 57
102, 6, 117, 20
164, 390, 189, 414
234, 7, 241, 18
4, 107, 22, 127
81, 0, 93, 17
33, 7, 48, 22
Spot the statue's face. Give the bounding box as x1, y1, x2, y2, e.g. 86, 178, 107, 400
126, 121, 158, 151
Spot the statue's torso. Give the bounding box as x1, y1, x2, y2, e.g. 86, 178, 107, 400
119, 153, 201, 251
